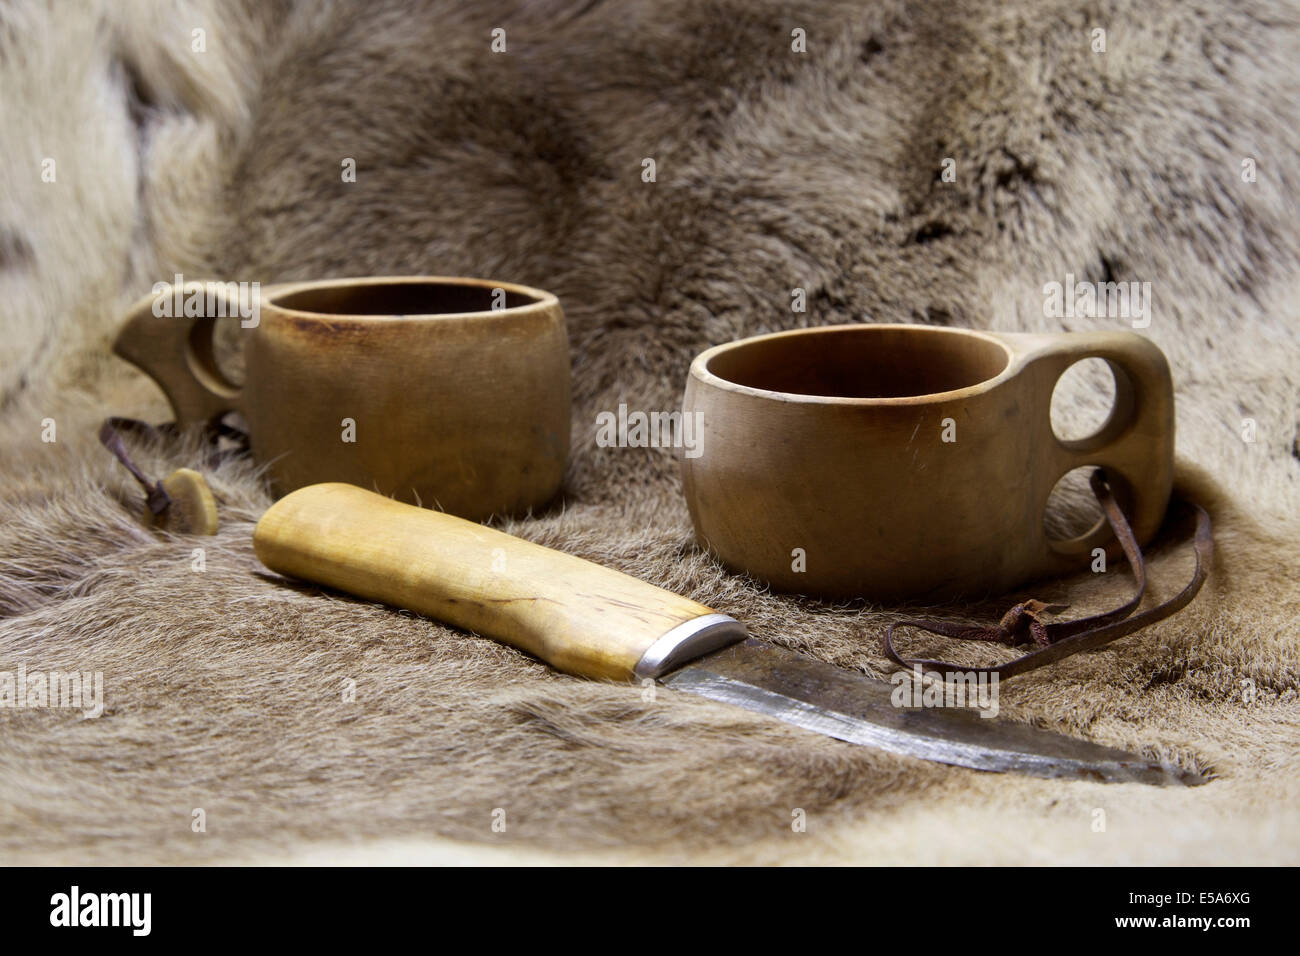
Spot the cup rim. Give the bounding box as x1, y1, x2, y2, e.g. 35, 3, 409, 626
689, 323, 1018, 406
265, 275, 559, 319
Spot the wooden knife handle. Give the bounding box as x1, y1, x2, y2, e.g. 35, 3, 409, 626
253, 483, 746, 681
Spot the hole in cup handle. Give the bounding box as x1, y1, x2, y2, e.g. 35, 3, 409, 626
112, 281, 253, 431
1033, 332, 1176, 554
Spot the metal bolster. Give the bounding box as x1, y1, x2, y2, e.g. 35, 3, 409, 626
634, 613, 749, 679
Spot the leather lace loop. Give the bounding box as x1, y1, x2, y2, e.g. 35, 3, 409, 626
882, 469, 1213, 681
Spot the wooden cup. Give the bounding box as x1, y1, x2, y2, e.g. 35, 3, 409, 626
113, 276, 571, 520
680, 324, 1174, 601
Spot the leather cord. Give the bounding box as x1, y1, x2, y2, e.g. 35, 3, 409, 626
98, 418, 173, 515
98, 416, 249, 518
882, 468, 1213, 681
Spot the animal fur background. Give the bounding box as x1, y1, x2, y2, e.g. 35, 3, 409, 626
1, 0, 1298, 864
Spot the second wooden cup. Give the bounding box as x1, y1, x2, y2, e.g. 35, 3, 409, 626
114, 276, 571, 520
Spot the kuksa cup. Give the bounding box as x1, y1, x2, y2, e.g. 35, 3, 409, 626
680, 324, 1174, 600
113, 276, 571, 520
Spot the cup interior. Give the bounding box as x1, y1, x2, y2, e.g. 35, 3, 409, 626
273, 279, 541, 316
704, 325, 1010, 399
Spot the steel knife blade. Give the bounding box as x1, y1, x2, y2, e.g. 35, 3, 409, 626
662, 638, 1198, 785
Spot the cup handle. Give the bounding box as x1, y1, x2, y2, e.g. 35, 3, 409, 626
1005, 330, 1175, 557
112, 281, 253, 430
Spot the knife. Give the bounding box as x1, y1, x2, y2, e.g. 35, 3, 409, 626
253, 483, 1198, 786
